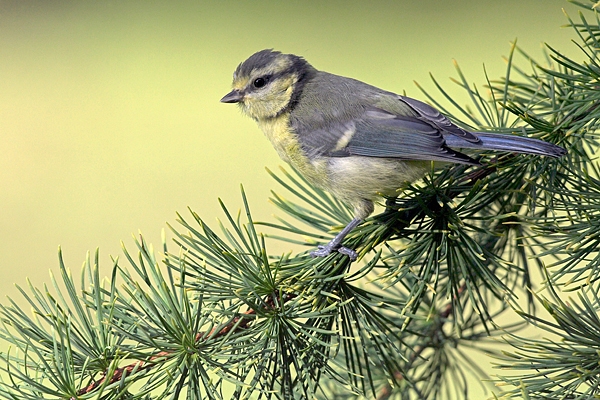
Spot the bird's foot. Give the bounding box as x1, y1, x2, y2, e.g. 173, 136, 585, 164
310, 244, 358, 261
337, 246, 358, 260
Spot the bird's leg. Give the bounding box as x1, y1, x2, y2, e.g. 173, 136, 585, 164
310, 217, 363, 261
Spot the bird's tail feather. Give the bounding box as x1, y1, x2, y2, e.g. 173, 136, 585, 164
444, 132, 566, 158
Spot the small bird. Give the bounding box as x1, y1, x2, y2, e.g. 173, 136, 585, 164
221, 49, 566, 260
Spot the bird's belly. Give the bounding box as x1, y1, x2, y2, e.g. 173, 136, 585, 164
324, 156, 429, 202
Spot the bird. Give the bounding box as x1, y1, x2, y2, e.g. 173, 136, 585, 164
220, 49, 566, 261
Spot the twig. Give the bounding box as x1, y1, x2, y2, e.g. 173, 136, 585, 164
74, 350, 171, 397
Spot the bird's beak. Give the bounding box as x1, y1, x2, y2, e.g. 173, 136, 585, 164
220, 89, 243, 103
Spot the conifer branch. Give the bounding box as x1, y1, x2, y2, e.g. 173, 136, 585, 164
74, 292, 297, 397
3, 1, 599, 399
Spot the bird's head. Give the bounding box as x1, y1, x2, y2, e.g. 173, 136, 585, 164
221, 49, 314, 120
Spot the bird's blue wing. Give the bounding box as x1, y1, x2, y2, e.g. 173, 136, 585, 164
296, 105, 478, 164
397, 95, 481, 144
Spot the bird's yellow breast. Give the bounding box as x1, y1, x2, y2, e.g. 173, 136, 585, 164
257, 114, 329, 188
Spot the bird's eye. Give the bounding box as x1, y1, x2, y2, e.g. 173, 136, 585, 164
253, 77, 268, 88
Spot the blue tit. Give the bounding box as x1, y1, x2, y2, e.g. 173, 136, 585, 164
221, 49, 566, 261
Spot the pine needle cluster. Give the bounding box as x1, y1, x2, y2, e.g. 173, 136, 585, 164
2, 1, 600, 399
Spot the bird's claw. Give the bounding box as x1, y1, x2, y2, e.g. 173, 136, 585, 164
337, 246, 358, 260
309, 245, 331, 258
310, 244, 358, 261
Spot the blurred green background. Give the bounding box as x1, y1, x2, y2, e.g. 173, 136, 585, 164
0, 0, 581, 395
0, 0, 580, 314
